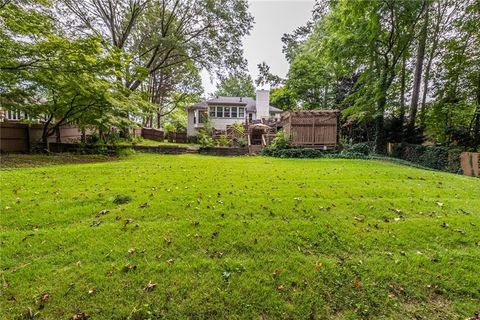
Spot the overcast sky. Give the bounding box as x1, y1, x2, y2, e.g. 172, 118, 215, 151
201, 0, 316, 95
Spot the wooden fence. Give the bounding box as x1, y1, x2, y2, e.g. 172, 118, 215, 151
1, 122, 142, 153
0, 122, 85, 152
167, 131, 187, 143
141, 128, 164, 142
281, 110, 339, 148
460, 152, 479, 177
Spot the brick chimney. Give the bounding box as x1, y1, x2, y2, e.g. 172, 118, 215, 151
255, 89, 269, 120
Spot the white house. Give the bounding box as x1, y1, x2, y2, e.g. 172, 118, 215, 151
186, 89, 282, 137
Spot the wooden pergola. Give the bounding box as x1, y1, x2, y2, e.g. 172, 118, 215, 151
280, 110, 340, 149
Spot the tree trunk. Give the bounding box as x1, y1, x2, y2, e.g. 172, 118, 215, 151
471, 73, 480, 148
399, 54, 407, 135
323, 83, 328, 109
407, 5, 429, 139
375, 71, 389, 154
419, 3, 442, 128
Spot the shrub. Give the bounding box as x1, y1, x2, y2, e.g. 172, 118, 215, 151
86, 133, 101, 144
390, 143, 464, 173
261, 147, 370, 159
163, 122, 176, 134
236, 138, 247, 148
217, 134, 231, 147
347, 143, 371, 155
198, 131, 215, 147
270, 130, 290, 150
231, 122, 245, 135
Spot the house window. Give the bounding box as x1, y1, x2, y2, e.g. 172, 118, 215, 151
199, 110, 208, 123
208, 106, 245, 118
5, 109, 28, 121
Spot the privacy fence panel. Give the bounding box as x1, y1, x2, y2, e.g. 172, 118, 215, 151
281, 110, 339, 148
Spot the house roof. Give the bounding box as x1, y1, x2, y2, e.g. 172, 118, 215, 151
186, 96, 282, 113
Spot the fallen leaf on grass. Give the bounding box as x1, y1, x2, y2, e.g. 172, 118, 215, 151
315, 262, 322, 269
144, 281, 157, 292
96, 209, 109, 217
166, 259, 174, 265
71, 312, 89, 320
123, 263, 137, 272
26, 307, 35, 319
88, 288, 96, 295
354, 278, 361, 289
41, 292, 49, 301
139, 203, 150, 208
90, 220, 102, 227
2, 275, 8, 289
127, 248, 136, 254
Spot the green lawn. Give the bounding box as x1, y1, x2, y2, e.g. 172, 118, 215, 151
1, 154, 479, 319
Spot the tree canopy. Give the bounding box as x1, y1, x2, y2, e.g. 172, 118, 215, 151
262, 0, 479, 151
0, 0, 253, 140
213, 72, 256, 98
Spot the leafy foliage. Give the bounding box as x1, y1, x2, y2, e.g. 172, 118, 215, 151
214, 72, 256, 98
391, 143, 464, 173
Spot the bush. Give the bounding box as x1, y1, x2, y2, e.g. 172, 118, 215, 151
236, 138, 247, 148
231, 122, 245, 135
270, 130, 290, 150
86, 133, 101, 144
391, 143, 464, 173
262, 148, 325, 158
217, 134, 231, 147
198, 131, 215, 147
347, 143, 371, 155
262, 147, 371, 160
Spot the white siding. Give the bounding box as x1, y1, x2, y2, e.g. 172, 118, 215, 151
210, 118, 245, 130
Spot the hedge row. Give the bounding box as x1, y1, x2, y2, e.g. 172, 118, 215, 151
390, 143, 463, 173
261, 147, 369, 159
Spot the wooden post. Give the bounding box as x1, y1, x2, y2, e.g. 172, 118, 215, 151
26, 124, 32, 153
460, 152, 479, 177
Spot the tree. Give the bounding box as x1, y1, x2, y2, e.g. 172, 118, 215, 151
0, 1, 140, 144
269, 86, 297, 110
406, 2, 429, 139
214, 72, 255, 98
319, 0, 426, 152
255, 62, 284, 88
60, 0, 254, 92
144, 61, 202, 128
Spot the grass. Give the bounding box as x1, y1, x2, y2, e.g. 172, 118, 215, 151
0, 153, 120, 169
0, 154, 479, 319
